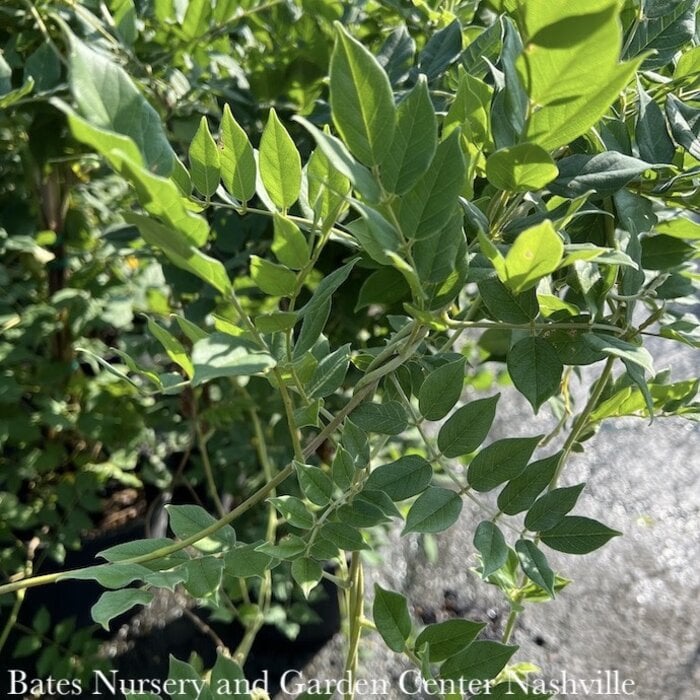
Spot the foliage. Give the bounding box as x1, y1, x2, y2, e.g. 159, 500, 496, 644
1, 0, 699, 697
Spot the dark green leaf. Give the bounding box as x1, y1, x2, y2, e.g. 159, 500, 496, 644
166, 504, 235, 551
507, 336, 563, 413
91, 589, 153, 631
365, 455, 433, 501
224, 544, 276, 578
269, 496, 314, 530
636, 82, 675, 164
295, 462, 334, 506
468, 436, 541, 492
307, 343, 350, 398
351, 400, 408, 435
182, 557, 223, 598
437, 394, 500, 458
524, 484, 585, 532
440, 640, 517, 682
641, 234, 695, 270
666, 94, 700, 159
415, 619, 485, 662
318, 522, 368, 551
211, 655, 250, 700
418, 20, 462, 81
373, 585, 412, 652
191, 334, 276, 385
418, 358, 465, 421
478, 277, 539, 324
497, 452, 561, 515
473, 521, 508, 578
403, 487, 462, 534
291, 558, 323, 598
515, 540, 555, 597
540, 516, 622, 554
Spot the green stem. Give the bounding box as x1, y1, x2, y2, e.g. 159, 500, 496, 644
343, 552, 364, 700
193, 399, 226, 519
447, 319, 625, 334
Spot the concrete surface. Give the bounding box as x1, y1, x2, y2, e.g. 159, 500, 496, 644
290, 338, 699, 699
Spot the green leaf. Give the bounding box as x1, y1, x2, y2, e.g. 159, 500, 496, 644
473, 683, 553, 699
441, 640, 518, 682
191, 333, 276, 386
337, 499, 390, 528
318, 522, 368, 551
468, 436, 541, 492
182, 557, 224, 598
445, 69, 493, 145
549, 153, 656, 199
224, 544, 276, 578
381, 76, 437, 195
419, 20, 463, 80
180, 0, 210, 39
255, 312, 298, 334
272, 214, 310, 270
486, 144, 558, 192
437, 394, 500, 458
372, 584, 412, 653
255, 535, 307, 560
623, 0, 698, 69
414, 210, 467, 288
636, 82, 675, 164
507, 336, 563, 413
666, 94, 700, 159
220, 103, 256, 202
473, 521, 508, 578
250, 255, 297, 297
641, 234, 695, 270
357, 267, 410, 310
295, 462, 334, 506
99, 538, 189, 570
189, 116, 220, 197
330, 23, 396, 166
403, 487, 462, 534
502, 221, 564, 294
125, 213, 228, 294
478, 278, 539, 324
418, 358, 466, 421
291, 558, 323, 598
540, 516, 622, 555
365, 455, 433, 501
211, 654, 250, 700
269, 496, 314, 530
168, 657, 202, 700
331, 446, 356, 490
58, 563, 157, 589
341, 418, 370, 468
397, 130, 466, 240
307, 144, 351, 227
525, 483, 585, 532
147, 318, 193, 378
174, 315, 209, 343
497, 452, 561, 515
65, 28, 175, 174
91, 589, 153, 631
307, 343, 350, 399
583, 334, 654, 373
259, 109, 301, 209
517, 0, 642, 150
166, 504, 234, 551
350, 400, 408, 435
415, 619, 485, 662
515, 539, 555, 597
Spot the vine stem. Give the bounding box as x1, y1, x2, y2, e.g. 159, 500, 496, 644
447, 319, 626, 335
343, 551, 364, 700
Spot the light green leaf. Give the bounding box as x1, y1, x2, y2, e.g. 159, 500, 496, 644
515, 539, 555, 597
525, 483, 585, 532
295, 462, 334, 506
418, 358, 466, 420
191, 333, 276, 385
66, 28, 174, 174
497, 452, 561, 515
272, 213, 310, 270
445, 69, 493, 144
397, 130, 466, 240
440, 640, 518, 682
165, 504, 234, 551
189, 116, 220, 197
174, 315, 209, 343
473, 521, 508, 578
540, 516, 622, 555
468, 436, 541, 492
331, 447, 356, 491
211, 655, 250, 700
403, 487, 463, 534
330, 23, 396, 166
415, 619, 485, 662
373, 585, 412, 653
125, 213, 228, 294
259, 109, 301, 210
181, 0, 210, 39
346, 201, 402, 265
365, 455, 433, 501
168, 657, 202, 700
381, 76, 437, 195
92, 589, 153, 631
250, 255, 297, 297
486, 144, 558, 192
291, 558, 323, 598
518, 0, 641, 150
220, 103, 256, 202
269, 496, 314, 530
507, 336, 563, 413
147, 317, 193, 378
350, 400, 408, 435
307, 144, 351, 227
437, 394, 500, 458
341, 418, 370, 468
